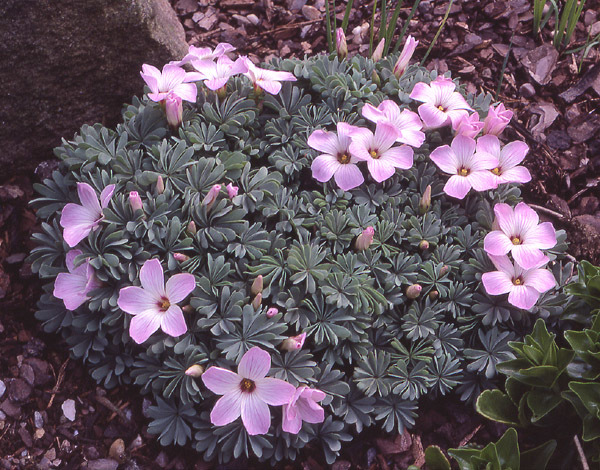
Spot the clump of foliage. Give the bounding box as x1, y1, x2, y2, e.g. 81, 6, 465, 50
30, 47, 577, 464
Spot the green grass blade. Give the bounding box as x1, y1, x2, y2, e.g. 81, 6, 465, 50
555, 0, 576, 48
533, 0, 546, 34
379, 0, 388, 43
384, 0, 405, 56
341, 0, 355, 31
420, 0, 454, 65
496, 32, 514, 99
393, 0, 421, 53
563, 0, 586, 49
369, 0, 378, 56
324, 0, 333, 52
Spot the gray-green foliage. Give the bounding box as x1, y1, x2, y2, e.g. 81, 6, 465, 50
31, 52, 577, 464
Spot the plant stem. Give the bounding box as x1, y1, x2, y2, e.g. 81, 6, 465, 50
420, 0, 454, 65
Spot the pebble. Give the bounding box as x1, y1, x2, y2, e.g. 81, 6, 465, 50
246, 14, 260, 25
109, 439, 126, 463
0, 381, 5, 399
62, 399, 76, 421
8, 378, 32, 402
34, 411, 43, 428
84, 459, 119, 470
519, 83, 536, 98
301, 5, 321, 20
0, 399, 21, 418
156, 451, 169, 468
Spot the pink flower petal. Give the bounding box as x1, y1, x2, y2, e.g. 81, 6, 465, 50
129, 309, 162, 343
373, 122, 399, 152
202, 367, 242, 394
482, 271, 514, 295
466, 170, 497, 191
524, 268, 556, 293
60, 204, 98, 247
161, 305, 188, 337
238, 347, 271, 381
508, 285, 540, 310
161, 64, 187, 91
512, 245, 548, 270
524, 222, 556, 249
296, 397, 325, 424
443, 175, 471, 199
257, 79, 282, 95
484, 231, 513, 256
54, 272, 88, 310
446, 109, 470, 128
308, 130, 341, 156
493, 203, 515, 235
381, 146, 413, 169
282, 404, 302, 434
418, 103, 449, 128
476, 135, 501, 156
65, 249, 83, 272
497, 166, 531, 185
241, 392, 271, 435
165, 273, 196, 303
77, 183, 101, 213
100, 184, 115, 208
117, 286, 157, 315
451, 135, 477, 163
204, 78, 229, 91
513, 202, 539, 234
409, 82, 434, 102
430, 145, 458, 174
361, 103, 385, 123
333, 163, 364, 191
311, 154, 340, 183
254, 378, 296, 405
172, 82, 198, 102
501, 141, 529, 167
210, 389, 243, 426
139, 259, 166, 296
367, 159, 395, 183
488, 254, 517, 274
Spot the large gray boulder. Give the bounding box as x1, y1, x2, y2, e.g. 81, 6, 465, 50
0, 0, 188, 173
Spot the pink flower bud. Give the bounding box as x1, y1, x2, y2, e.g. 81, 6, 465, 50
182, 304, 194, 314
129, 191, 143, 213
453, 112, 484, 138
281, 332, 307, 351
429, 290, 439, 300
483, 103, 513, 136
372, 39, 385, 62
226, 183, 239, 199
419, 240, 430, 251
251, 292, 262, 310
156, 175, 165, 195
393, 35, 418, 78
440, 265, 450, 276
165, 93, 183, 128
266, 307, 279, 318
187, 221, 197, 235
251, 275, 263, 296
202, 184, 222, 212
355, 226, 375, 251
336, 28, 348, 60
185, 364, 204, 377
419, 185, 432, 214
173, 252, 190, 262
406, 284, 422, 299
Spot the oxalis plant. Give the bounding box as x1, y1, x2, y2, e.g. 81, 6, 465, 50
30, 40, 579, 464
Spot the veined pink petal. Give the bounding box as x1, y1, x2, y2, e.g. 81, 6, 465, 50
493, 203, 515, 236
488, 254, 517, 274
430, 145, 458, 174
333, 163, 364, 191
410, 82, 435, 103
476, 135, 501, 157
140, 259, 166, 296
513, 202, 539, 234
100, 184, 115, 208
373, 122, 399, 152
443, 175, 471, 199
497, 166, 531, 185
308, 130, 341, 155
238, 347, 271, 381
241, 393, 271, 435
60, 204, 99, 247
204, 77, 229, 91
524, 268, 556, 293
160, 64, 187, 91
512, 245, 548, 270
54, 272, 89, 310
282, 405, 303, 434
165, 273, 196, 303
482, 271, 514, 295
257, 79, 282, 95
399, 129, 426, 147
361, 103, 385, 123
451, 135, 477, 164
311, 154, 341, 183
432, 77, 457, 103
469, 152, 498, 172
129, 309, 162, 343
508, 285, 540, 310
77, 183, 102, 213
446, 109, 470, 128
367, 159, 396, 182
296, 396, 325, 424
418, 103, 449, 128
484, 231, 513, 256
210, 389, 243, 426
501, 141, 528, 167
202, 367, 242, 394
254, 377, 296, 405
524, 222, 556, 249
466, 170, 497, 191
381, 145, 413, 169
117, 286, 157, 315
172, 82, 198, 102
161, 305, 188, 337
65, 249, 83, 272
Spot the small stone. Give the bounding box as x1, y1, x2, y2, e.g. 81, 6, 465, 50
301, 5, 321, 20
18, 426, 33, 447
34, 428, 45, 440
246, 14, 260, 25
142, 398, 152, 418
288, 0, 307, 11
62, 399, 76, 422
19, 364, 35, 386
84, 459, 119, 470
34, 411, 44, 428
0, 399, 20, 418
156, 451, 169, 468
519, 83, 536, 98
109, 439, 126, 463
568, 115, 600, 143
44, 449, 56, 461
129, 435, 143, 450
591, 21, 600, 37
0, 410, 6, 420
547, 130, 571, 150
0, 381, 5, 399
8, 378, 32, 402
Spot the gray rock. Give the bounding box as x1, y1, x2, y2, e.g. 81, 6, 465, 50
520, 44, 559, 85
34, 411, 44, 429
84, 459, 119, 470
62, 399, 76, 421
0, 0, 187, 173
0, 381, 5, 400
8, 378, 32, 403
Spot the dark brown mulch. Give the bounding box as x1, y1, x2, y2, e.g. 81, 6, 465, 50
1, 0, 599, 468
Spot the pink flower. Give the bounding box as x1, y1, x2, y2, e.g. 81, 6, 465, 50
60, 183, 116, 247
186, 56, 248, 92
349, 122, 414, 183
393, 35, 418, 78
226, 183, 239, 199
282, 332, 307, 351
117, 259, 196, 343
309, 122, 364, 191
201, 347, 296, 435
484, 202, 557, 269
129, 191, 143, 213
361, 100, 425, 148
483, 103, 513, 136
53, 250, 101, 310
241, 57, 297, 95
475, 135, 531, 186
409, 77, 473, 129
165, 93, 183, 128
355, 226, 375, 250
266, 307, 279, 318
453, 112, 484, 138
140, 64, 197, 103
202, 184, 222, 212
174, 43, 236, 66
282, 386, 326, 434
372, 39, 385, 62
482, 254, 556, 310
429, 135, 498, 199
336, 28, 348, 60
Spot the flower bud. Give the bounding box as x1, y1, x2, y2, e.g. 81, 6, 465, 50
453, 112, 484, 138
429, 290, 439, 300
266, 307, 279, 318
226, 183, 239, 199
393, 35, 418, 78
251, 275, 263, 296
185, 365, 204, 377
173, 252, 190, 262
165, 93, 183, 128
483, 103, 513, 136
156, 175, 165, 195
419, 185, 432, 214
371, 70, 381, 87
216, 85, 227, 100
419, 240, 430, 251
406, 284, 422, 299
355, 226, 375, 251
251, 293, 262, 310
281, 332, 307, 351
187, 221, 197, 235
129, 191, 143, 213
439, 265, 450, 277
182, 304, 194, 314
336, 28, 348, 60
202, 184, 221, 212
372, 39, 385, 62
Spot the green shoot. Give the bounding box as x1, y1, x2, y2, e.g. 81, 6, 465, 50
420, 0, 454, 65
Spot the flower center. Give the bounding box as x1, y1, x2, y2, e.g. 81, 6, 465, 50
459, 167, 469, 177
240, 378, 256, 393
512, 276, 523, 286
338, 153, 351, 164
512, 237, 522, 245
438, 105, 446, 112
369, 150, 379, 159
492, 167, 502, 175
158, 297, 171, 312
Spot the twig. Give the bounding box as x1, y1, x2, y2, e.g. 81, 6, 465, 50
252, 19, 323, 39
95, 394, 133, 426
574, 434, 589, 470
527, 204, 566, 220
46, 358, 69, 409
459, 424, 482, 447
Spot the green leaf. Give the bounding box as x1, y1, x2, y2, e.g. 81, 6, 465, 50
476, 390, 520, 426
520, 440, 556, 470
526, 390, 564, 422
424, 445, 451, 470
494, 427, 520, 470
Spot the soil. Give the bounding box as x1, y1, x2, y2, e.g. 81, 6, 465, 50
1, 0, 599, 468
